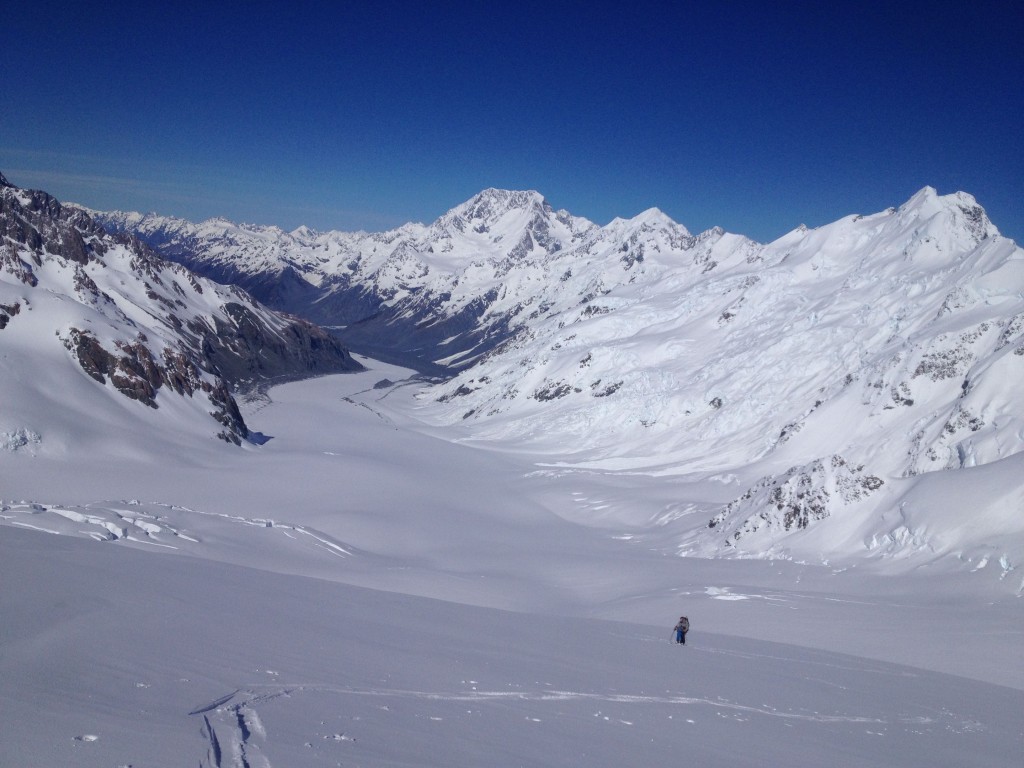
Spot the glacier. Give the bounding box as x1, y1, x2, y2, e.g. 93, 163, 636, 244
2, 174, 1022, 766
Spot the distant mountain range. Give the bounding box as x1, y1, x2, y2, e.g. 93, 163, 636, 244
9, 172, 1023, 566
87, 188, 695, 373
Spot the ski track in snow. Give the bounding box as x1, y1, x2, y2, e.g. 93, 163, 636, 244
0, 500, 355, 558
188, 681, 993, 768
193, 681, 894, 722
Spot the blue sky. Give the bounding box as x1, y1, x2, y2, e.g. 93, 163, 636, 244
2, 1, 1021, 242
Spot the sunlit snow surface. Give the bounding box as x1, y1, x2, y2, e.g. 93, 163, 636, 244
2, 362, 1022, 767
92, 186, 1024, 572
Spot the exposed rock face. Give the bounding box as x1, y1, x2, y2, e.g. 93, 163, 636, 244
200, 302, 358, 387
0, 173, 362, 444
0, 300, 19, 329
708, 456, 885, 543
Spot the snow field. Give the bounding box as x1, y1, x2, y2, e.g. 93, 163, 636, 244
2, 362, 1023, 766
2, 525, 1021, 768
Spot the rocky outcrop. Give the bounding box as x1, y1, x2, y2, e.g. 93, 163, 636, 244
708, 456, 885, 543
196, 302, 359, 387
0, 173, 362, 444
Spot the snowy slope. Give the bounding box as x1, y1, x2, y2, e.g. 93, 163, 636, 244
0, 172, 360, 448
2, 366, 1022, 767
91, 184, 1024, 573
3, 526, 1022, 768
4, 176, 1022, 766
414, 189, 1024, 571
89, 188, 658, 369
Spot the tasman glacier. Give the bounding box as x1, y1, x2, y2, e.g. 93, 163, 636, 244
81, 186, 1024, 574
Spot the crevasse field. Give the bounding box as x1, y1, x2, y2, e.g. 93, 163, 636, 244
2, 359, 1021, 767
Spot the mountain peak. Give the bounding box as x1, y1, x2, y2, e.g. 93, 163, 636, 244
290, 224, 318, 239
899, 186, 999, 240
432, 188, 554, 237
459, 188, 548, 220
0, 170, 12, 188
475, 187, 544, 205
606, 207, 691, 238
633, 206, 684, 228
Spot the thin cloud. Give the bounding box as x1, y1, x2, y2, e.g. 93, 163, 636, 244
5, 168, 155, 193
1, 164, 248, 216
1, 153, 417, 231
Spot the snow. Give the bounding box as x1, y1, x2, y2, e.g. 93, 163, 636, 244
4, 181, 1023, 765
398, 188, 1024, 575
1, 362, 1022, 767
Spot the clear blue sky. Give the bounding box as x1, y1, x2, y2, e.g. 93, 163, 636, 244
2, 1, 1021, 243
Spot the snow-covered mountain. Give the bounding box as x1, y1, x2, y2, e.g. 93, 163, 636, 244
93, 185, 1024, 569
89, 188, 636, 371
4, 176, 1023, 767
0, 172, 361, 447
417, 188, 1024, 568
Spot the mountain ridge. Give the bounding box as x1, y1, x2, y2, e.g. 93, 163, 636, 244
85, 188, 755, 371
0, 174, 362, 447
67, 183, 1024, 570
